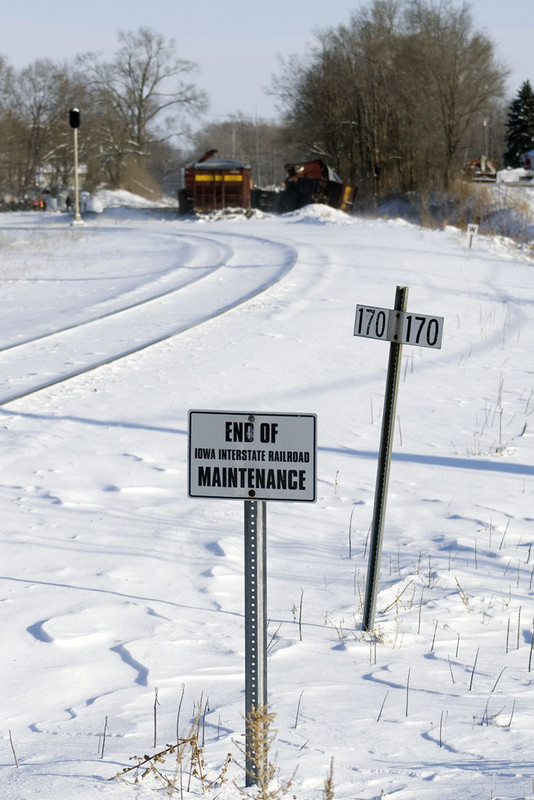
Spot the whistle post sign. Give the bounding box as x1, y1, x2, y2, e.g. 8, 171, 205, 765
188, 410, 317, 502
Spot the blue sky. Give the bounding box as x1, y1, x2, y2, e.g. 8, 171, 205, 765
3, 0, 532, 122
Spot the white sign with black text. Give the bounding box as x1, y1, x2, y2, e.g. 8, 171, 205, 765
467, 223, 479, 249
400, 311, 444, 349
354, 305, 443, 349
188, 410, 317, 502
354, 305, 394, 341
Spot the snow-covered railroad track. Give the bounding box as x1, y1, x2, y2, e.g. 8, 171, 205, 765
0, 231, 234, 353
0, 230, 297, 405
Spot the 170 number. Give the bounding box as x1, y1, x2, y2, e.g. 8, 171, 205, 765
354, 306, 391, 340
402, 314, 443, 348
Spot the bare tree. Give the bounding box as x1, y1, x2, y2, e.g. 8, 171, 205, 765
82, 27, 208, 186
403, 0, 507, 188
4, 59, 90, 195
0, 55, 16, 197
271, 0, 507, 200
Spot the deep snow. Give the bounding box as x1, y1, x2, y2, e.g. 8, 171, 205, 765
0, 194, 534, 799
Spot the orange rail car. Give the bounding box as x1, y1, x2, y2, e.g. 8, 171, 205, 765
179, 150, 251, 214
179, 151, 356, 215
280, 160, 356, 212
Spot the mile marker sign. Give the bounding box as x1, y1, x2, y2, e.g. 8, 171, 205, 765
354, 305, 443, 349
354, 305, 394, 341
188, 410, 317, 502
401, 311, 444, 349
353, 288, 444, 632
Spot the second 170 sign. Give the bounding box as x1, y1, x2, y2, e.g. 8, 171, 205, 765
354, 304, 444, 349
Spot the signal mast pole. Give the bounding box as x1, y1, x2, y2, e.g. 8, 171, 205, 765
69, 108, 83, 225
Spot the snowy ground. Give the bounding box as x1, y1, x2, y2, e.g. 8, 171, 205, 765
0, 197, 533, 799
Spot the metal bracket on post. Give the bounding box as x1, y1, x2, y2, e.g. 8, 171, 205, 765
244, 499, 267, 787
363, 286, 408, 632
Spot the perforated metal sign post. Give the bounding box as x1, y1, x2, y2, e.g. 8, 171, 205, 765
188, 410, 316, 786
354, 289, 444, 632
244, 498, 267, 785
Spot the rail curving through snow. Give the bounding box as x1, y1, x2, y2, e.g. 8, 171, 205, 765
0, 231, 235, 353
0, 229, 298, 406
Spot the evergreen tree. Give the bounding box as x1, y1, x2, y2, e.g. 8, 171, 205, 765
504, 80, 534, 167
